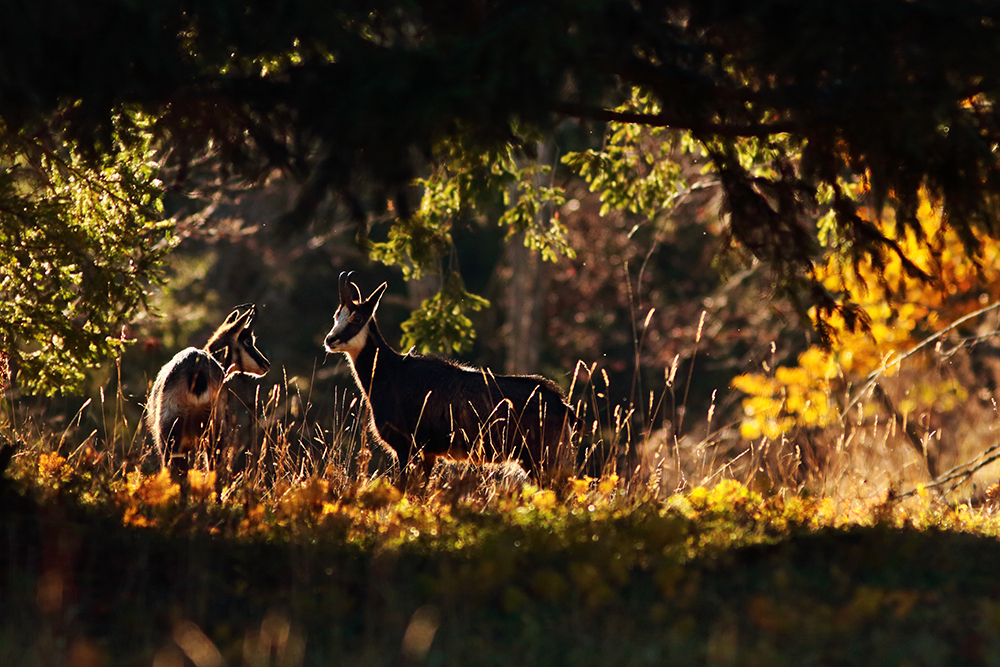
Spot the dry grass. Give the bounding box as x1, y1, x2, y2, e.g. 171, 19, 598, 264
8, 331, 1000, 666
4, 299, 1000, 521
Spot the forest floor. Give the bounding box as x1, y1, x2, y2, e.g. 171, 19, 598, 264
4, 451, 1000, 667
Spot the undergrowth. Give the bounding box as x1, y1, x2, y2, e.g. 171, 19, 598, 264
6, 291, 1000, 664
10, 442, 1000, 552
7, 351, 1000, 667
8, 448, 1000, 666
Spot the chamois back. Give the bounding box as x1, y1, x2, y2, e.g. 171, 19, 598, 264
147, 348, 227, 460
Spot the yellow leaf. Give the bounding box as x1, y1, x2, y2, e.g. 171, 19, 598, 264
597, 474, 619, 496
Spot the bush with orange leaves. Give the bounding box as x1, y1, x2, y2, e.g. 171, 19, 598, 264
732, 192, 1000, 489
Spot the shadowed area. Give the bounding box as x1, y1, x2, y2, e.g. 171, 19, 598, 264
4, 471, 1000, 666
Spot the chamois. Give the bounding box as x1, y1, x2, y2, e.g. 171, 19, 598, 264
324, 272, 578, 485
146, 304, 270, 470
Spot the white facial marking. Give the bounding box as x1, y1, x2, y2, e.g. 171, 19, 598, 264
329, 307, 350, 338
325, 307, 367, 361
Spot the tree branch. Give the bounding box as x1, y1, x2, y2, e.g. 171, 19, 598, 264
553, 102, 801, 138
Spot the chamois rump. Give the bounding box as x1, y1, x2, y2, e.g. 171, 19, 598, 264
146, 304, 270, 470
323, 272, 578, 485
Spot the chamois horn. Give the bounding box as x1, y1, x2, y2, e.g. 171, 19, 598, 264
338, 271, 361, 305
338, 271, 351, 305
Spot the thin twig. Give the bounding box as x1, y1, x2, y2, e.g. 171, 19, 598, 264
871, 382, 936, 477
899, 441, 1000, 498
842, 300, 1000, 419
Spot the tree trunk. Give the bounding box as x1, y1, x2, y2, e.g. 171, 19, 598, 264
504, 233, 546, 375
503, 140, 554, 375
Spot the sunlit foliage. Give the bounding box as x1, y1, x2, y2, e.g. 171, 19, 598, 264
12, 446, 1000, 563
562, 89, 697, 221
10, 429, 1000, 664
7, 2, 1000, 360
372, 137, 573, 353
733, 194, 997, 440
399, 273, 490, 354
0, 111, 168, 394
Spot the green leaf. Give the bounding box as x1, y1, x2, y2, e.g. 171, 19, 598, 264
399, 274, 489, 355
0, 108, 169, 394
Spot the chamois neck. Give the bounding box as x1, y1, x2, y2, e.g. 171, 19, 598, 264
208, 344, 229, 366
349, 319, 400, 393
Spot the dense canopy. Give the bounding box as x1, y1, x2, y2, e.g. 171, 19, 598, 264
4, 0, 1000, 390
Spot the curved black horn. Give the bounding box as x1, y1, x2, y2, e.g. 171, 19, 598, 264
346, 271, 363, 302
338, 271, 351, 305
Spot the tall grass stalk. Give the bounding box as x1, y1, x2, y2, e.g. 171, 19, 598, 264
8, 296, 1000, 512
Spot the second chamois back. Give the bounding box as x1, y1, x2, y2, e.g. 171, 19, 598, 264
146, 304, 270, 468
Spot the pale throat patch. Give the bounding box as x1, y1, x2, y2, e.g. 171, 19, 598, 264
338, 327, 368, 362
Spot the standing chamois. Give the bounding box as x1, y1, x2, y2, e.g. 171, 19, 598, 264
324, 272, 578, 486
146, 304, 270, 472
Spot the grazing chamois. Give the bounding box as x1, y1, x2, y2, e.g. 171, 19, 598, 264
324, 272, 578, 486
146, 304, 270, 470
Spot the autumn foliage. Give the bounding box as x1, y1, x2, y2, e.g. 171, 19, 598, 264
732, 192, 1000, 488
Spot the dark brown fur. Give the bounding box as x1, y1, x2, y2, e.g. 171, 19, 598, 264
324, 273, 577, 485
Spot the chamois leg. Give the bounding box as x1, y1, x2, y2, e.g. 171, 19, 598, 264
395, 449, 437, 494
167, 452, 189, 484
419, 450, 441, 487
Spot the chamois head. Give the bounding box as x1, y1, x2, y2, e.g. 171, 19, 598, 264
205, 304, 270, 378
324, 271, 387, 360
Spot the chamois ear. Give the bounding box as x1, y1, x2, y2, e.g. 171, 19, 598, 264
220, 307, 243, 328
221, 304, 254, 328
229, 304, 255, 332
207, 304, 253, 354
366, 282, 388, 310
239, 304, 256, 329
